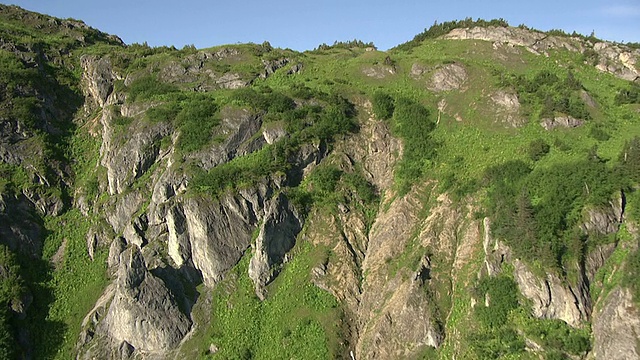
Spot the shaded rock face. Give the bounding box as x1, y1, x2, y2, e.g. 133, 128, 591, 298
428, 63, 467, 92
0, 194, 45, 257
580, 196, 624, 235
190, 107, 264, 170
249, 193, 303, 298
592, 287, 640, 360
102, 247, 192, 351
81, 55, 119, 108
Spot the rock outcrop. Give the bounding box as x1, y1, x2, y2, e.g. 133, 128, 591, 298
540, 116, 584, 130
442, 26, 640, 81
428, 63, 468, 92
592, 287, 640, 360
512, 259, 588, 327
249, 193, 304, 298
79, 247, 192, 358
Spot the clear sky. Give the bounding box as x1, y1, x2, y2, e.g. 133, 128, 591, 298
3, 0, 640, 51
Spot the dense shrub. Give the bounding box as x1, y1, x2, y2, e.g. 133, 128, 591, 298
391, 98, 437, 193
484, 156, 621, 269
615, 83, 640, 105
501, 70, 590, 120
528, 138, 550, 161
371, 92, 395, 120
474, 276, 519, 328
127, 75, 178, 102
191, 93, 357, 196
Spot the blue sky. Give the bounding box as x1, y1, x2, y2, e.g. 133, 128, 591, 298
4, 0, 640, 50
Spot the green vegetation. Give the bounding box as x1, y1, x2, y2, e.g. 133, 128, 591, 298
371, 94, 437, 194
127, 75, 179, 102
371, 92, 395, 120
0, 245, 25, 359
484, 155, 621, 270
208, 243, 343, 359
191, 90, 357, 196
500, 70, 590, 120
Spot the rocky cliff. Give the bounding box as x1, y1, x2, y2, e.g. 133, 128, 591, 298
1, 6, 639, 360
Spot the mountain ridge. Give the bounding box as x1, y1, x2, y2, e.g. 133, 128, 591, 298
0, 5, 639, 360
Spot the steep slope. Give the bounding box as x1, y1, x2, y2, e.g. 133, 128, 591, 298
1, 7, 640, 360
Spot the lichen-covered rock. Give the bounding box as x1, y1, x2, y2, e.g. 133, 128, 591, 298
490, 90, 524, 127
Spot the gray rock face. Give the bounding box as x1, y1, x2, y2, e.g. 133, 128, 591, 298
190, 107, 263, 170
443, 26, 585, 55
249, 193, 303, 298
580, 196, 624, 235
100, 109, 171, 195
540, 116, 584, 130
362, 64, 397, 79
429, 63, 467, 92
101, 246, 192, 352
593, 42, 640, 82
512, 259, 588, 327
80, 55, 119, 107
260, 58, 289, 78
182, 185, 272, 286
490, 90, 524, 127
592, 287, 640, 360
443, 26, 640, 81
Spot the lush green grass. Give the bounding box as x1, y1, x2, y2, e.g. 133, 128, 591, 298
28, 210, 109, 360
207, 242, 343, 359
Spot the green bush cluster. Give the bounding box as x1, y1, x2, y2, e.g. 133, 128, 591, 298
484, 153, 625, 269
527, 138, 550, 161
615, 83, 640, 105
521, 317, 590, 356
389, 98, 437, 193
191, 88, 356, 196
312, 39, 375, 52
501, 70, 591, 120
469, 275, 525, 358
372, 93, 438, 193
174, 97, 219, 153
126, 75, 178, 103
371, 92, 394, 120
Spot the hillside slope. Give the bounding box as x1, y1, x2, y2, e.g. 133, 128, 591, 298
1, 6, 640, 360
